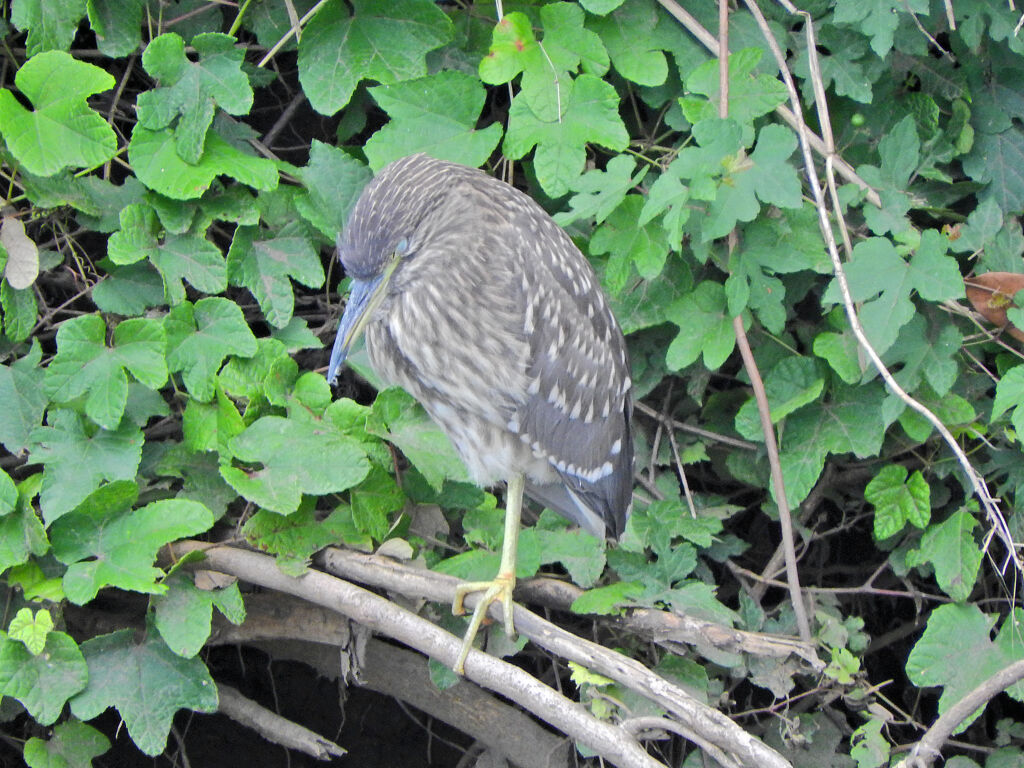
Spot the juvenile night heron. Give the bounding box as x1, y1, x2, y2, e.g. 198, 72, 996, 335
327, 154, 633, 673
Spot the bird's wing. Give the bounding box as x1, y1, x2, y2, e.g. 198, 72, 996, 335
509, 208, 633, 536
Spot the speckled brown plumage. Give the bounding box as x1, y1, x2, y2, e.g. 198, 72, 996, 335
333, 154, 633, 538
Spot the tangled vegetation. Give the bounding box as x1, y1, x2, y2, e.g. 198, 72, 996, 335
0, 1, 1023, 766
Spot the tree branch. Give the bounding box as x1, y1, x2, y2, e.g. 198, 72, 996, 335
318, 546, 795, 768
167, 541, 668, 768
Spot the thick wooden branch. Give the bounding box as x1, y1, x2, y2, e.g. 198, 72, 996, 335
318, 547, 793, 768
168, 541, 666, 768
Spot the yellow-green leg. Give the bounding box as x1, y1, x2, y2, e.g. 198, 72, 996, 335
452, 472, 524, 674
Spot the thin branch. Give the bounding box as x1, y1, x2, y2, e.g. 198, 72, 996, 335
622, 717, 741, 768
716, 0, 809, 643
517, 575, 822, 669
217, 683, 347, 760
633, 402, 757, 451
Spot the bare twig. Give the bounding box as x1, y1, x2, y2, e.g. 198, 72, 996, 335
217, 683, 347, 760
517, 575, 822, 669
633, 402, 757, 451
716, 0, 809, 643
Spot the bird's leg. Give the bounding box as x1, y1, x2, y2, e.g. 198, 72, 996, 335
451, 472, 524, 674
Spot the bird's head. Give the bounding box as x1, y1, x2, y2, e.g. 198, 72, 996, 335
326, 154, 450, 385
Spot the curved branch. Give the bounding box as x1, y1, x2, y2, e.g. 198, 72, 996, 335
898, 659, 1024, 768
168, 541, 666, 768
318, 547, 794, 768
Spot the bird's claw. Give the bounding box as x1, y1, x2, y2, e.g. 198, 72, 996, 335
452, 573, 516, 674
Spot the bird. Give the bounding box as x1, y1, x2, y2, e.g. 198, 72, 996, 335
326, 153, 633, 673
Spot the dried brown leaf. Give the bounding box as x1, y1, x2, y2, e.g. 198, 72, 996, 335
964, 272, 1024, 342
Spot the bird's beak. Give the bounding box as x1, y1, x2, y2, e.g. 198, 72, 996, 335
327, 260, 397, 385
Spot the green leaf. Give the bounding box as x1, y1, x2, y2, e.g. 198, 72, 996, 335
908, 509, 982, 602
590, 195, 669, 291
71, 628, 218, 756
297, 0, 453, 115
570, 581, 644, 615
665, 281, 735, 371
136, 33, 253, 164
8, 607, 53, 655
503, 74, 629, 197
964, 126, 1024, 215
587, 0, 666, 86
735, 357, 825, 440
11, 0, 86, 55
481, 6, 604, 121
703, 124, 802, 240
92, 261, 166, 315
0, 342, 47, 453
24, 718, 110, 768
554, 154, 645, 227
108, 203, 228, 304
350, 465, 405, 542
907, 605, 1024, 733
153, 571, 243, 658
2, 279, 39, 343
992, 364, 1024, 436
534, 515, 606, 588
865, 464, 931, 540
0, 467, 15, 515
129, 125, 278, 200
849, 717, 888, 768
222, 415, 370, 514
44, 314, 167, 430
681, 48, 787, 131
294, 140, 372, 237
0, 51, 116, 175
568, 661, 614, 687
0, 629, 88, 725
365, 72, 502, 171
896, 387, 976, 443
478, 13, 536, 86
87, 0, 143, 57
226, 225, 325, 329
50, 483, 215, 604
164, 298, 258, 402
30, 410, 143, 523
640, 119, 744, 249
823, 236, 962, 356
366, 388, 468, 491
778, 383, 887, 508
793, 28, 874, 104
815, 331, 864, 385
834, 0, 901, 57
0, 474, 48, 574
242, 506, 351, 573
824, 646, 860, 685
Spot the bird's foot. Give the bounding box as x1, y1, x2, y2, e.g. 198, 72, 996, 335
451, 572, 516, 674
